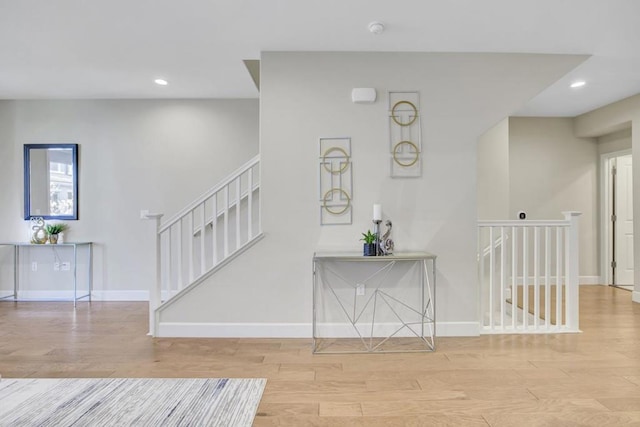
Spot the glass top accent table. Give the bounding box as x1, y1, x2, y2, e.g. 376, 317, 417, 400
0, 242, 93, 307
312, 251, 436, 354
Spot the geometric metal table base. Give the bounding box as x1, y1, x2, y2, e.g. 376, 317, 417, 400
312, 252, 436, 354
0, 242, 93, 307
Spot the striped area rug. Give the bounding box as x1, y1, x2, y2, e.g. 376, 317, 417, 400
0, 377, 266, 426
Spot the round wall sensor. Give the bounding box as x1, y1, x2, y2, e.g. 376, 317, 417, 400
368, 21, 385, 35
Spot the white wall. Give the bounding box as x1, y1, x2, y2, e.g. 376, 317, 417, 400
574, 94, 640, 138
477, 118, 509, 220
509, 117, 598, 278
0, 103, 17, 222
0, 99, 258, 299
0, 103, 17, 292
575, 93, 640, 302
159, 52, 587, 337
598, 128, 631, 155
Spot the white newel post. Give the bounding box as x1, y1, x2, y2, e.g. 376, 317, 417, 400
143, 213, 164, 336
563, 211, 581, 331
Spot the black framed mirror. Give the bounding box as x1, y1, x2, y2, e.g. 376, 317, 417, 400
24, 143, 78, 220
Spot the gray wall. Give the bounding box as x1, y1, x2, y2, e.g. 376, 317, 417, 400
0, 103, 17, 291
509, 117, 598, 278
160, 51, 586, 336
478, 116, 612, 281
0, 99, 259, 298
477, 118, 509, 220
575, 93, 640, 302
598, 128, 631, 155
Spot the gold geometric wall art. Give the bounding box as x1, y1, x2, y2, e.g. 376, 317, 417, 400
389, 91, 422, 178
319, 137, 352, 225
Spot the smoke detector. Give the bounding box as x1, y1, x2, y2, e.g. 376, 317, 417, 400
368, 21, 385, 35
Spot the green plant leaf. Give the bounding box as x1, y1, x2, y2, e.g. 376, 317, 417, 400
45, 223, 68, 234
360, 230, 376, 244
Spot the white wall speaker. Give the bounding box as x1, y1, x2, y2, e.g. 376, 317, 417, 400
351, 88, 377, 104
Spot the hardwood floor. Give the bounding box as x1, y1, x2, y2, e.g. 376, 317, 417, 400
1, 286, 639, 426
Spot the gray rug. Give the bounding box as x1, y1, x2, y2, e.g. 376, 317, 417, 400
0, 377, 266, 426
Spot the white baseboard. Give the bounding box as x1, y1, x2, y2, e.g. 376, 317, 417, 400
633, 291, 640, 304
157, 322, 311, 338
437, 322, 480, 336
0, 290, 149, 301
91, 290, 149, 301
156, 321, 480, 338
8, 290, 81, 299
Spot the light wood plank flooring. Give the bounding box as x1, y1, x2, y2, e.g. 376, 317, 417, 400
1, 286, 639, 426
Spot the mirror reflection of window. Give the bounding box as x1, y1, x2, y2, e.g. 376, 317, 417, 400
24, 143, 78, 220
28, 149, 49, 216
47, 149, 74, 216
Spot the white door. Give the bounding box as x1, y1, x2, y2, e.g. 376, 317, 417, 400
614, 154, 634, 285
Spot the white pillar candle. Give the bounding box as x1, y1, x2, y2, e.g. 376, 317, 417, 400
373, 204, 382, 221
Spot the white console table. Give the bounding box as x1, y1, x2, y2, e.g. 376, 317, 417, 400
312, 251, 436, 354
0, 242, 93, 307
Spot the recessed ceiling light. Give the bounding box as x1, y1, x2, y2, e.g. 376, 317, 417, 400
570, 80, 586, 88
154, 79, 168, 86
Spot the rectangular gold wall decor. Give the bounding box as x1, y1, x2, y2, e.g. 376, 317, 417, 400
319, 137, 352, 225
389, 91, 422, 178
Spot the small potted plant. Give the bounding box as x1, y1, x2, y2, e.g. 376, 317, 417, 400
361, 230, 378, 256
45, 223, 68, 244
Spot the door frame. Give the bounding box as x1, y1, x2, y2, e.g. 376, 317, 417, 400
600, 149, 632, 286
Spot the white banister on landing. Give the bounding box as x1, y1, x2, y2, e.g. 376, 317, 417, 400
143, 155, 262, 336
477, 212, 581, 334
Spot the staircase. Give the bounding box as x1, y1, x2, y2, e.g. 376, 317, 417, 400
144, 155, 262, 336
477, 212, 581, 334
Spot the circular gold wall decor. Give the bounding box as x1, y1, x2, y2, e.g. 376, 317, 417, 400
322, 188, 351, 215
321, 147, 350, 174
393, 140, 420, 167
391, 100, 418, 126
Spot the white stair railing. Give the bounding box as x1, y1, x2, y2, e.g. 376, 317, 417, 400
144, 155, 262, 336
477, 211, 581, 334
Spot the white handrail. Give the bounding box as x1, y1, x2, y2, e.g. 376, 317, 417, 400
144, 155, 261, 336
159, 155, 260, 233
478, 212, 581, 334
480, 234, 509, 258
191, 182, 259, 236
144, 213, 163, 336
478, 219, 571, 227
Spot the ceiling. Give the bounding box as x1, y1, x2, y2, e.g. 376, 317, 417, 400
1, 0, 640, 117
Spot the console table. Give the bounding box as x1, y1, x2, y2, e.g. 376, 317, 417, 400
0, 242, 93, 306
312, 251, 436, 354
